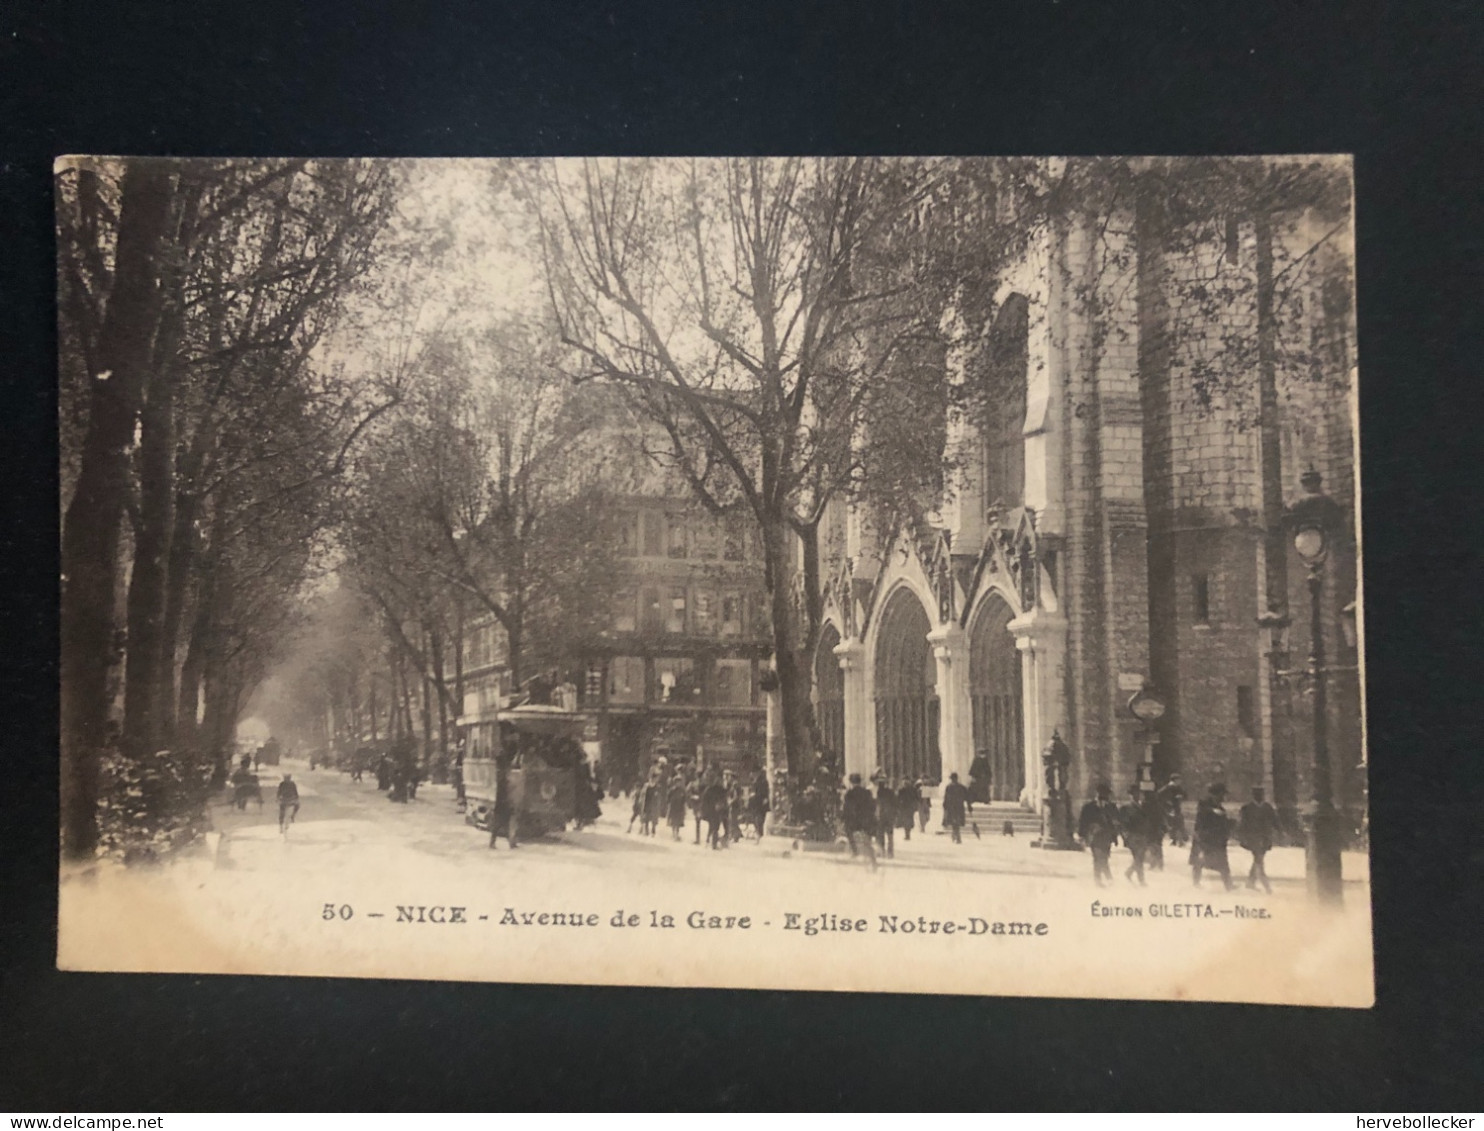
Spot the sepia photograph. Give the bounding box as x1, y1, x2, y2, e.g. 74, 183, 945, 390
55, 155, 1370, 1005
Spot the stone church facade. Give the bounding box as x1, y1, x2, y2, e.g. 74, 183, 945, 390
811, 200, 1362, 834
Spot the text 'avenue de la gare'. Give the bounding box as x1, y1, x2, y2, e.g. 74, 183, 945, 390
354, 905, 1050, 937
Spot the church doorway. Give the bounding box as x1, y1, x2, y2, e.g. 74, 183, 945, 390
873, 587, 940, 784
814, 624, 845, 773
970, 593, 1024, 802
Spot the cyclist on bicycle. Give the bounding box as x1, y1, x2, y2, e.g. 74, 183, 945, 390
277, 774, 301, 833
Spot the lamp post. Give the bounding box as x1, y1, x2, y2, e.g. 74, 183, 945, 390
1285, 469, 1347, 906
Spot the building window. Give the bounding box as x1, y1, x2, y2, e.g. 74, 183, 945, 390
641, 587, 663, 634
714, 659, 753, 706
615, 512, 638, 557
693, 590, 717, 635
608, 656, 645, 705
1192, 573, 1210, 624
641, 511, 664, 557
654, 657, 696, 703
692, 521, 720, 560
1236, 684, 1255, 737
723, 517, 746, 561
611, 589, 636, 633
666, 587, 688, 634
667, 516, 688, 559
720, 591, 744, 637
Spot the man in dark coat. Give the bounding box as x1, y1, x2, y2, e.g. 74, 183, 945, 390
941, 772, 971, 844
1192, 783, 1234, 889
1077, 783, 1121, 886
701, 769, 730, 850
872, 774, 897, 859
642, 768, 665, 836
895, 779, 918, 842
1118, 784, 1152, 885
747, 770, 769, 840
1158, 773, 1188, 847
841, 773, 877, 868
969, 751, 992, 805
375, 753, 392, 792
1237, 786, 1279, 893
276, 773, 300, 833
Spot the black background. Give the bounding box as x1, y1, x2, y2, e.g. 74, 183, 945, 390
3, 0, 1482, 1111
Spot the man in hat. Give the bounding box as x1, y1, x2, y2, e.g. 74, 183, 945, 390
1192, 782, 1235, 890
941, 772, 971, 844
1238, 786, 1279, 893
872, 773, 897, 859
1118, 784, 1152, 886
841, 773, 877, 868
1077, 782, 1121, 886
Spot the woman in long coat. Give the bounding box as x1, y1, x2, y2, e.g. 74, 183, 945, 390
641, 770, 665, 835
665, 776, 688, 840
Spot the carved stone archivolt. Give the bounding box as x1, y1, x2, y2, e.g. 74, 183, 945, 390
959, 506, 1060, 625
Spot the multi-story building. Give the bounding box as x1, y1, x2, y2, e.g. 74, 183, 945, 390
583, 498, 769, 791
814, 187, 1362, 836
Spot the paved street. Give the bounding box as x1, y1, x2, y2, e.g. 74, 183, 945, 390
210, 757, 1368, 894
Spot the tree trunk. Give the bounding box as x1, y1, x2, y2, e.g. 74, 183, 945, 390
175, 591, 210, 753
121, 357, 177, 759
158, 484, 201, 747
60, 163, 174, 859
762, 517, 818, 779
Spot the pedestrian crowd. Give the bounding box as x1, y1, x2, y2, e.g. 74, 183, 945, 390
1076, 776, 1279, 891
623, 758, 771, 850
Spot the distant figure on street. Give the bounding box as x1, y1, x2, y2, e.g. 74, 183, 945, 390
1238, 786, 1278, 893
375, 754, 392, 792
841, 773, 877, 869
969, 750, 992, 805
1119, 784, 1151, 886
452, 760, 466, 810
1191, 783, 1234, 890
642, 768, 665, 836
686, 773, 704, 845
489, 758, 519, 850
941, 772, 971, 844
746, 770, 769, 840
873, 774, 897, 859
665, 775, 688, 841
1158, 773, 1188, 848
915, 779, 931, 832
701, 770, 729, 850
722, 770, 743, 844
1078, 782, 1121, 886
276, 774, 300, 833
895, 778, 919, 842
627, 777, 647, 834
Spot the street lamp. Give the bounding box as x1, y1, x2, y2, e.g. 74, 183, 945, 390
1285, 469, 1347, 906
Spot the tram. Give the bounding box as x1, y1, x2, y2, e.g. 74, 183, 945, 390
463, 705, 586, 839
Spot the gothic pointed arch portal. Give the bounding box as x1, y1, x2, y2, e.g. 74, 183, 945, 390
970, 592, 1024, 801
814, 623, 844, 770
873, 587, 940, 783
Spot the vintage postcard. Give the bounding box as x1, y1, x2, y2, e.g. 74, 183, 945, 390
57, 156, 1371, 1005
